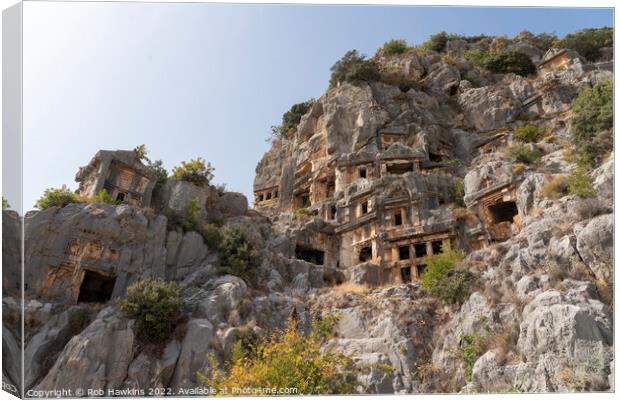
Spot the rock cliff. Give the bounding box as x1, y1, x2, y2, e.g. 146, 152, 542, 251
3, 30, 614, 394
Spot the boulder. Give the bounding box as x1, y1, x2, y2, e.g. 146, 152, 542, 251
123, 340, 181, 391
36, 308, 135, 392
170, 319, 215, 390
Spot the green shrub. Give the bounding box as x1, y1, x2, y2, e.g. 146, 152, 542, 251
174, 197, 201, 232
514, 124, 544, 143
119, 278, 184, 343
172, 157, 214, 186
561, 27, 613, 61
329, 50, 381, 87
271, 99, 315, 138
420, 244, 474, 304
484, 51, 536, 76
570, 81, 613, 166
505, 143, 542, 165
542, 175, 569, 199
448, 179, 465, 207
530, 32, 559, 52
92, 189, 121, 205
199, 316, 359, 394
134, 145, 168, 188
382, 39, 408, 55
199, 223, 222, 249
397, 76, 423, 92
461, 333, 487, 381
2, 197, 10, 210
461, 70, 481, 86
293, 207, 313, 220
463, 49, 490, 67
35, 186, 81, 210
219, 227, 261, 279
567, 169, 597, 198
420, 31, 449, 53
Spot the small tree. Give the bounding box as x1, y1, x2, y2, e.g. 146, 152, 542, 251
420, 244, 474, 304
271, 99, 315, 138
329, 50, 380, 87
92, 189, 121, 205
567, 168, 597, 198
119, 278, 184, 344
2, 196, 10, 210
198, 316, 359, 394
505, 143, 542, 165
146, 159, 168, 189
420, 31, 449, 53
172, 157, 214, 186
448, 179, 465, 207
570, 81, 613, 166
35, 186, 80, 210
484, 51, 536, 76
382, 39, 408, 55
218, 226, 261, 279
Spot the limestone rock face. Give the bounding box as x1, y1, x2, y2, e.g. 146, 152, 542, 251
123, 340, 181, 391
24, 203, 167, 303
153, 179, 210, 222
575, 214, 613, 282
36, 308, 135, 392
458, 85, 521, 131
170, 319, 214, 391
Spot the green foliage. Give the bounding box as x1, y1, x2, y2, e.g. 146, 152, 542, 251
146, 159, 168, 189
219, 227, 261, 280
35, 185, 80, 210
172, 157, 214, 185
198, 317, 359, 394
505, 143, 542, 165
420, 244, 474, 304
463, 49, 491, 67
461, 333, 487, 381
420, 31, 449, 52
448, 179, 465, 207
567, 168, 597, 198
329, 50, 381, 87
92, 189, 121, 205
2, 196, 10, 210
293, 207, 313, 220
133, 145, 168, 188
119, 278, 184, 344
560, 27, 613, 61
382, 39, 409, 55
397, 76, 423, 92
542, 175, 569, 199
271, 99, 315, 138
200, 223, 223, 249
133, 144, 148, 160
484, 51, 536, 76
178, 198, 201, 232
570, 81, 613, 166
530, 32, 559, 52
514, 124, 545, 143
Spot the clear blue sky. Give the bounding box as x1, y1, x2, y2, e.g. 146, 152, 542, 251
21, 3, 613, 210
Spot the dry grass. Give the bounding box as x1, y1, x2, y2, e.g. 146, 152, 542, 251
333, 282, 370, 296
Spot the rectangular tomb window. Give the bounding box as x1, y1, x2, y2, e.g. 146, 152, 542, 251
274, 190, 278, 198
432, 240, 443, 254
415, 243, 427, 258
400, 266, 412, 283
266, 192, 272, 200
361, 201, 369, 215
359, 246, 372, 263
398, 245, 410, 260
386, 163, 414, 175
330, 205, 337, 220
359, 167, 367, 179
394, 211, 403, 226
78, 271, 116, 303
115, 192, 126, 202
417, 264, 427, 277
257, 194, 264, 202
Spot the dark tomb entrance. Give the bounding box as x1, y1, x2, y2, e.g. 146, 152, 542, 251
295, 245, 325, 265
488, 201, 518, 224
78, 270, 116, 303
